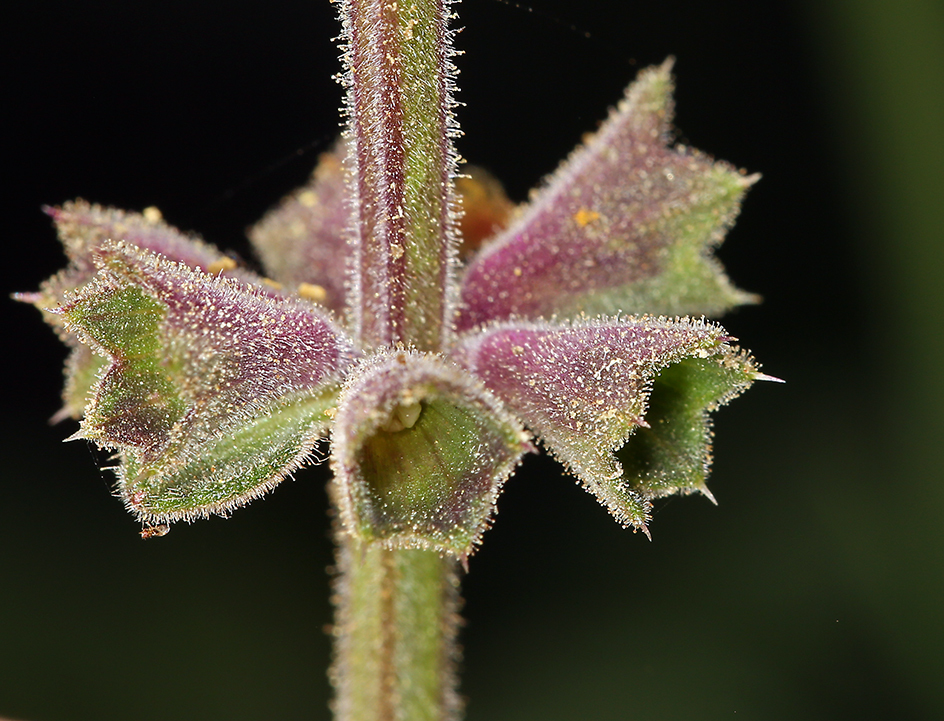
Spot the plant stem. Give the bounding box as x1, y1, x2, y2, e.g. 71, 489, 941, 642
333, 0, 462, 716
340, 0, 458, 351
331, 534, 462, 721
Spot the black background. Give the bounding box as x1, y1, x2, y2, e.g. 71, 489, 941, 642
4, 1, 944, 719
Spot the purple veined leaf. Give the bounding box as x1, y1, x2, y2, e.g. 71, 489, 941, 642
451, 315, 759, 531
457, 59, 758, 332
59, 240, 358, 530
248, 141, 352, 315
330, 349, 532, 557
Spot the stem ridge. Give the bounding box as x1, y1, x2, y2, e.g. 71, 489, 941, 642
340, 0, 459, 351
331, 531, 462, 721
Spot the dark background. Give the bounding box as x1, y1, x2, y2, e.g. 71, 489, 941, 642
3, 0, 943, 719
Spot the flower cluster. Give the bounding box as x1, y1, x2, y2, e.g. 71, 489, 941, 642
22, 58, 767, 556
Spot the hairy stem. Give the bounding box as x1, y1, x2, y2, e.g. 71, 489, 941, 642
331, 534, 462, 721
340, 0, 458, 351
333, 0, 462, 716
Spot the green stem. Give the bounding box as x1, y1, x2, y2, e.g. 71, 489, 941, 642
331, 533, 462, 721
341, 0, 458, 351
333, 0, 462, 716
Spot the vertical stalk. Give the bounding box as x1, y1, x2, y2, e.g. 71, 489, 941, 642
331, 534, 462, 721
340, 0, 458, 351
334, 1, 462, 717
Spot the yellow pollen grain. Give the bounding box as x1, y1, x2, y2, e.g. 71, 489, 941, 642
573, 208, 601, 227
513, 267, 523, 277
298, 282, 328, 303
143, 206, 163, 223
262, 277, 283, 290
298, 190, 318, 208
207, 257, 237, 274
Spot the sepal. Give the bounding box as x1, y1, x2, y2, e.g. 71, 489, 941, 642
455, 165, 515, 258
59, 240, 357, 527
40, 200, 259, 307
617, 347, 759, 501
457, 59, 757, 332
330, 349, 532, 557
248, 142, 352, 315
26, 200, 285, 421
52, 345, 108, 423
452, 315, 749, 530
